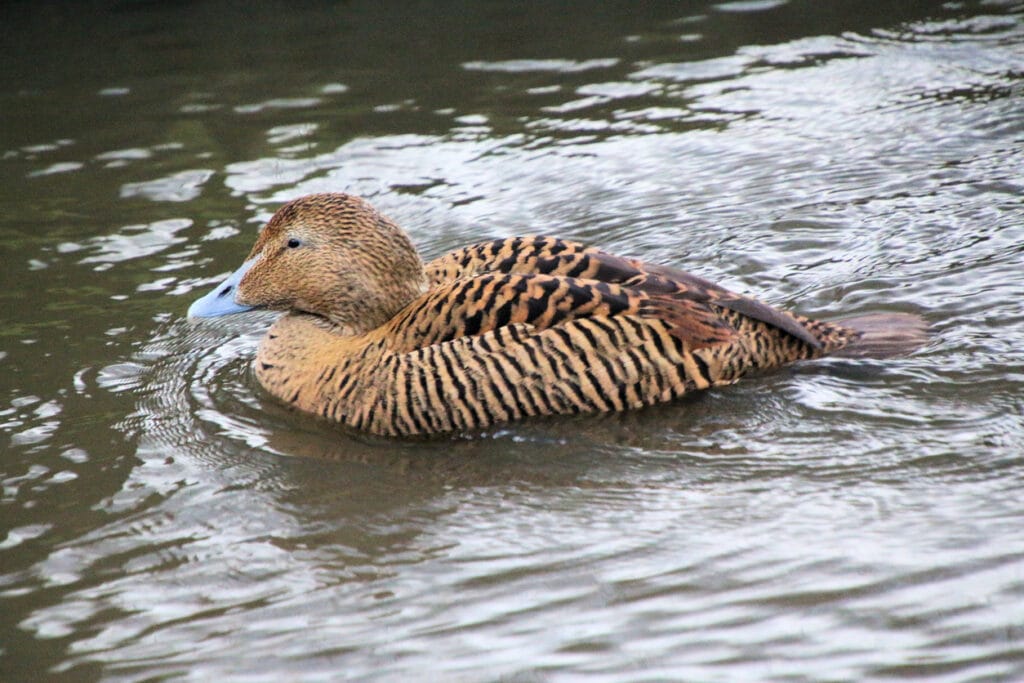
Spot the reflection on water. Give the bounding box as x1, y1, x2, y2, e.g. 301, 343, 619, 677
2, 1, 1024, 680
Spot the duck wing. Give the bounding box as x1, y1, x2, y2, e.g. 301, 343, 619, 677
424, 237, 823, 349
381, 272, 736, 355
354, 273, 748, 435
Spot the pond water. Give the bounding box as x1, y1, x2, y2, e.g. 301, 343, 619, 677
2, 1, 1024, 680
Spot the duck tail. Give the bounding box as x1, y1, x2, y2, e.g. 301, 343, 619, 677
829, 312, 928, 359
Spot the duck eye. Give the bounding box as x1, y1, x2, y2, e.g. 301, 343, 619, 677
286, 237, 302, 249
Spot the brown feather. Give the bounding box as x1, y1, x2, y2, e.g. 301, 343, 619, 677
426, 238, 824, 349
187, 193, 928, 436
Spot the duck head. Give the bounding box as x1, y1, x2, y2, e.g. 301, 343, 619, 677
188, 193, 427, 333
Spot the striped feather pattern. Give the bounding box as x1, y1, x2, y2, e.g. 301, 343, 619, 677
380, 272, 735, 354
257, 312, 713, 436
425, 236, 829, 349
193, 193, 925, 437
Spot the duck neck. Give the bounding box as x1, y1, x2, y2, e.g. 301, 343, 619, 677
320, 269, 428, 335
254, 312, 385, 422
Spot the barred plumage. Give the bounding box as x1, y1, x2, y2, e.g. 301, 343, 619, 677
188, 193, 927, 437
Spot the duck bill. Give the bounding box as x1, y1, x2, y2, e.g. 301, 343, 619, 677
187, 257, 259, 318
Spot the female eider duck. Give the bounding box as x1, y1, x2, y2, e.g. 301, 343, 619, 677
189, 193, 926, 436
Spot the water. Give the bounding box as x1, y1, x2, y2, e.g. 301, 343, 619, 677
2, 1, 1023, 680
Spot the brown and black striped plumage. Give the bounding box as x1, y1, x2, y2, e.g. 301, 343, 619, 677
190, 192, 926, 436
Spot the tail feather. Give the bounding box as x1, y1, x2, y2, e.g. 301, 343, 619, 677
831, 313, 928, 359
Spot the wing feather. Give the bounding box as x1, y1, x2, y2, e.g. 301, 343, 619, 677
380, 271, 736, 355
424, 237, 822, 349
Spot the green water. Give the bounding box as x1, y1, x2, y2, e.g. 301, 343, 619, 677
2, 1, 1023, 680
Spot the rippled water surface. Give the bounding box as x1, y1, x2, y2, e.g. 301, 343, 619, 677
3, 1, 1024, 680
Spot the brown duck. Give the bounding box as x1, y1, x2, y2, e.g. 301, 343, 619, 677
188, 193, 926, 436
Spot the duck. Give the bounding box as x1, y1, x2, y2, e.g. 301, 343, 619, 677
188, 192, 926, 437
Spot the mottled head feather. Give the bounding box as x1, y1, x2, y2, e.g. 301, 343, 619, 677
237, 193, 427, 332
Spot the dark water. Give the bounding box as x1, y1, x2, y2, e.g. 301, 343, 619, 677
2, 1, 1024, 680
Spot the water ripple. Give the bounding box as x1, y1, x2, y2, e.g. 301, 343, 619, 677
4, 3, 1024, 681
